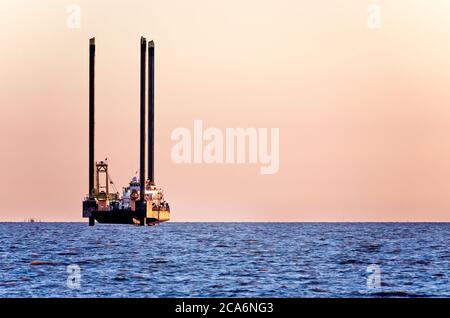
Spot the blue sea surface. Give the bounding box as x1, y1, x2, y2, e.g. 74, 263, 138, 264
0, 222, 448, 297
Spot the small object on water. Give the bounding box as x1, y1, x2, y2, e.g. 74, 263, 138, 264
258, 268, 268, 272
30, 261, 53, 266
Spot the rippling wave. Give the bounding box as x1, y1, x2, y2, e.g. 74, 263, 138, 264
0, 222, 448, 297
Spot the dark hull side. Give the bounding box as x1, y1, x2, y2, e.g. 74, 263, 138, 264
91, 210, 161, 225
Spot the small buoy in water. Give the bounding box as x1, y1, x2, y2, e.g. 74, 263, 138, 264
258, 268, 268, 272
30, 261, 53, 266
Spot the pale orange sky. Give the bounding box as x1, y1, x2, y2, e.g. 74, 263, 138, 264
1, 0, 450, 221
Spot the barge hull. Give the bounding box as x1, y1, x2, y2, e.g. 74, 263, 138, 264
91, 210, 169, 225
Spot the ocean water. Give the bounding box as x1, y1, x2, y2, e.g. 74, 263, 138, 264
0, 222, 448, 298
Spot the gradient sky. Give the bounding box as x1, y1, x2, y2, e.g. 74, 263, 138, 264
1, 1, 450, 221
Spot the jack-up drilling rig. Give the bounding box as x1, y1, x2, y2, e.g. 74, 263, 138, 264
82, 37, 170, 226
